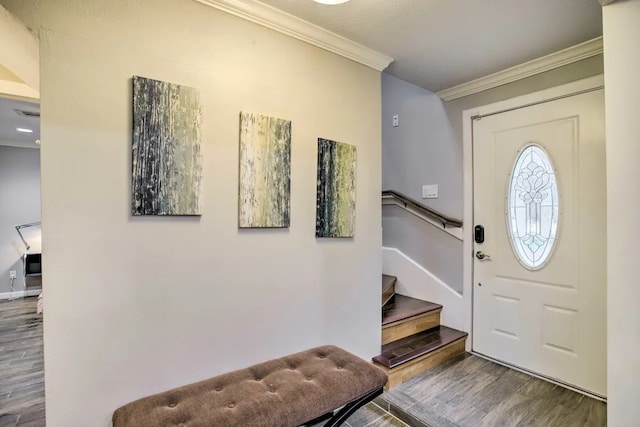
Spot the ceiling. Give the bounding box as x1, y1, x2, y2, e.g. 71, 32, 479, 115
0, 96, 40, 149
259, 0, 603, 92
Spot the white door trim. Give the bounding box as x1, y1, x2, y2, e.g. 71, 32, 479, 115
461, 74, 605, 349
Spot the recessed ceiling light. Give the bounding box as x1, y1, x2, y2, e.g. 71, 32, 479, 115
313, 0, 350, 4
16, 128, 33, 133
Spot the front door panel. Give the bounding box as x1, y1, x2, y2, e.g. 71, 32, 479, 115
472, 90, 606, 396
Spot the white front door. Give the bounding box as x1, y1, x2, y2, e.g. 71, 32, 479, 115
472, 89, 606, 396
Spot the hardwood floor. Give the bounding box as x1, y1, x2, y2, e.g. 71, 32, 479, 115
0, 297, 44, 427
376, 353, 606, 427
307, 402, 408, 427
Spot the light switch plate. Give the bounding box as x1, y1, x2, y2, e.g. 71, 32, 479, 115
422, 184, 438, 199
392, 114, 399, 127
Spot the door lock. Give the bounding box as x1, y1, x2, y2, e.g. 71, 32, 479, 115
475, 251, 491, 260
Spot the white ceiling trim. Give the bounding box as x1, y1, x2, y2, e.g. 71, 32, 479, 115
437, 37, 603, 101
194, 0, 394, 71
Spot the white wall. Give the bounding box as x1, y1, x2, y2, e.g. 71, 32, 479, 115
603, 2, 640, 425
383, 206, 462, 292
1, 1, 382, 425
0, 145, 40, 295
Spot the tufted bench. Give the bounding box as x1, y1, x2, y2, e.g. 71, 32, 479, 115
112, 345, 388, 427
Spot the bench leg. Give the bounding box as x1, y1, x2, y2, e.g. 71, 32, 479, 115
322, 388, 384, 427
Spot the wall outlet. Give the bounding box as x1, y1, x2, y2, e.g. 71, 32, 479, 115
9, 270, 17, 279
422, 184, 438, 199
392, 114, 399, 127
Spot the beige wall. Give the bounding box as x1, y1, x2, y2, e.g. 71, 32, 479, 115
1, 0, 382, 425
603, 1, 640, 425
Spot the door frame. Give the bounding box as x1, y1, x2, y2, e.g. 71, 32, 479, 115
461, 74, 605, 351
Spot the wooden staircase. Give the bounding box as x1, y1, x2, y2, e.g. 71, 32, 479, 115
373, 275, 468, 389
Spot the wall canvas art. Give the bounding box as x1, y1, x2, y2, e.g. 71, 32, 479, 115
132, 76, 202, 216
238, 112, 292, 228
315, 138, 357, 238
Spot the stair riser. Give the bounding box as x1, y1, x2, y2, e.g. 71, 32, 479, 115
381, 276, 397, 306
382, 285, 395, 306
376, 338, 466, 389
381, 310, 441, 345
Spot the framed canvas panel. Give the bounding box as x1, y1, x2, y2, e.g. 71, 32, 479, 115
238, 111, 292, 228
315, 138, 356, 238
132, 76, 202, 216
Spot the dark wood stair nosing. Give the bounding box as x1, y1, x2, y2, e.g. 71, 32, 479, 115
373, 326, 468, 369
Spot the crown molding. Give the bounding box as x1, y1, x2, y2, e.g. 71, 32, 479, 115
194, 0, 393, 71
437, 36, 603, 101
599, 0, 617, 5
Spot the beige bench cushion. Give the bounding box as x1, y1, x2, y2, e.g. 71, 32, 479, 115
112, 345, 387, 427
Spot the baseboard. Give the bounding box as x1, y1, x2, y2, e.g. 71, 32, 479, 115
383, 246, 466, 333
0, 289, 42, 300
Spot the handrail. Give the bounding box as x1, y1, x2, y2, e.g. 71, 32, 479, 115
382, 190, 462, 228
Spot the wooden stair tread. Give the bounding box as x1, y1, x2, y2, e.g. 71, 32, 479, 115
382, 295, 442, 326
373, 326, 468, 369
382, 275, 396, 306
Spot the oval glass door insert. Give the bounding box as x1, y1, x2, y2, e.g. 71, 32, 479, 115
507, 144, 559, 270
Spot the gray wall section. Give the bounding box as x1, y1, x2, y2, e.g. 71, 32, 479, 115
383, 205, 463, 293
382, 73, 462, 219
0, 145, 41, 294
381, 56, 603, 294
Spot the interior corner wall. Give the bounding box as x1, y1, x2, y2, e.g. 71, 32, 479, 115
0, 145, 40, 295
603, 2, 640, 425
380, 73, 463, 293
0, 1, 382, 425
381, 73, 461, 219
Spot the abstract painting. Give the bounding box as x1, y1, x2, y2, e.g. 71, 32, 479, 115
132, 76, 202, 216
315, 138, 357, 238
238, 111, 292, 228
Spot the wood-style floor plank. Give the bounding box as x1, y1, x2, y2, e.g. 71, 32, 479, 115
381, 354, 607, 427
0, 297, 44, 427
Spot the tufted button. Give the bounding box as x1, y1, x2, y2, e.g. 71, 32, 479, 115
177, 424, 184, 427
318, 354, 326, 359
168, 402, 177, 408
254, 377, 261, 381
215, 387, 223, 392
337, 365, 343, 370
305, 377, 312, 381
228, 403, 236, 409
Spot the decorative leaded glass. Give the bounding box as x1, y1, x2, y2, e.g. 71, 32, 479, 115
507, 144, 559, 270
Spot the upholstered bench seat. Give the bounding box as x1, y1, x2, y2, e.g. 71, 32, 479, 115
112, 345, 388, 427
